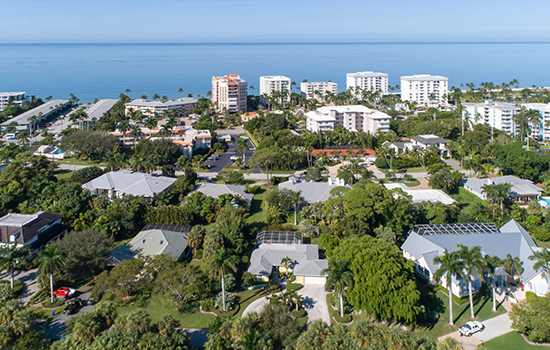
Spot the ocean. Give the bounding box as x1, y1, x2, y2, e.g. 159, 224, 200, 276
1, 42, 550, 103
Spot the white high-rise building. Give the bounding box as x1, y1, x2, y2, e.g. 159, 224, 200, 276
0, 92, 27, 112
305, 105, 390, 134
300, 81, 338, 101
259, 76, 291, 105
522, 103, 550, 140
462, 100, 519, 136
211, 74, 248, 113
400, 74, 449, 105
346, 71, 389, 96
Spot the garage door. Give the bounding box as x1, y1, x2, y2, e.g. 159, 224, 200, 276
304, 276, 326, 285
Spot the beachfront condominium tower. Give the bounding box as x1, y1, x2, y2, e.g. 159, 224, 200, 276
211, 74, 248, 113
346, 72, 389, 96
259, 75, 291, 106
522, 103, 550, 140
300, 81, 338, 101
462, 100, 519, 136
400, 74, 449, 105
0, 92, 27, 112
305, 105, 391, 134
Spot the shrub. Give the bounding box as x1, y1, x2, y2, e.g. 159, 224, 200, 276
525, 291, 537, 300
291, 309, 307, 318
246, 185, 261, 194
333, 313, 352, 323
374, 157, 388, 169
533, 226, 550, 242
201, 299, 215, 312
42, 298, 64, 308
243, 272, 258, 287
214, 292, 236, 311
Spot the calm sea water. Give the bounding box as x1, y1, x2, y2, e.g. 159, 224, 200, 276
1, 42, 550, 103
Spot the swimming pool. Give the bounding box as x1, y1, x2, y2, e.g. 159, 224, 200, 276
540, 197, 550, 207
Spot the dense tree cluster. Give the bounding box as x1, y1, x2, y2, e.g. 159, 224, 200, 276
59, 130, 118, 159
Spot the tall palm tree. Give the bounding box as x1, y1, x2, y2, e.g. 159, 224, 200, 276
130, 124, 141, 146
433, 250, 465, 326
236, 138, 250, 163
209, 248, 237, 312
502, 254, 522, 283
529, 248, 550, 288
289, 190, 304, 225
37, 244, 65, 303
483, 255, 502, 312
0, 245, 30, 289
457, 243, 485, 319
494, 183, 512, 212
322, 258, 353, 318
117, 121, 131, 146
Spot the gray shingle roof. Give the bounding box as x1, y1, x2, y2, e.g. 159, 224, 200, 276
110, 226, 190, 264
278, 178, 352, 203
411, 134, 448, 145
401, 219, 542, 283
189, 183, 253, 203
82, 170, 176, 198
248, 243, 327, 277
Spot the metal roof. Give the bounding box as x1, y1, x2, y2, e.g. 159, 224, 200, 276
411, 223, 498, 236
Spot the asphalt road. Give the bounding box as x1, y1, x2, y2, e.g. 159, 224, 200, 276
206, 133, 255, 173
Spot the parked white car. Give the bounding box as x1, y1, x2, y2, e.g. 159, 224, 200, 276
458, 321, 484, 337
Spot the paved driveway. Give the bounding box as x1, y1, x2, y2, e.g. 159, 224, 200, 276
473, 313, 513, 342
44, 289, 95, 339
242, 296, 269, 317
1, 269, 40, 305
298, 284, 330, 325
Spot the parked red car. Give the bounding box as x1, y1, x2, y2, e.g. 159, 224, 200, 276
53, 287, 75, 298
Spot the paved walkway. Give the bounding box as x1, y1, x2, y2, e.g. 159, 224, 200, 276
443, 158, 468, 174
408, 177, 431, 189
242, 296, 269, 317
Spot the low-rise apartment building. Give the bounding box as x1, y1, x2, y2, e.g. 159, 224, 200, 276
462, 100, 519, 136
211, 74, 248, 113
0, 92, 27, 112
259, 75, 291, 105
400, 74, 449, 105
0, 99, 70, 131
300, 81, 338, 101
172, 129, 212, 157
125, 98, 197, 117
305, 105, 390, 134
522, 103, 550, 140
346, 71, 389, 95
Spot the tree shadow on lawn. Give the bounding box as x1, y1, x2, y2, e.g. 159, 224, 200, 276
452, 288, 500, 324
416, 276, 446, 330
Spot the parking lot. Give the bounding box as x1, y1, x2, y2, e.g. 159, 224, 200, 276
205, 134, 255, 173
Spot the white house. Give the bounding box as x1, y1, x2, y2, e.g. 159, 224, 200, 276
188, 182, 254, 203
278, 176, 352, 204
410, 134, 448, 156
401, 220, 549, 297
400, 74, 449, 105
0, 211, 66, 251
462, 176, 542, 205
82, 170, 176, 199
305, 105, 390, 134
462, 100, 520, 136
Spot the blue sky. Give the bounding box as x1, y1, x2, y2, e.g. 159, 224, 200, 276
1, 0, 548, 43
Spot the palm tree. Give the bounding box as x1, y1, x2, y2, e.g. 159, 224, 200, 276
236, 138, 250, 163
0, 245, 30, 289
529, 248, 550, 288
322, 258, 353, 318
280, 256, 294, 280
494, 183, 512, 212
117, 121, 131, 146
130, 124, 141, 146
209, 248, 237, 312
502, 254, 522, 283
457, 243, 485, 319
483, 255, 502, 312
289, 190, 304, 225
144, 117, 156, 137
37, 244, 65, 303
433, 250, 465, 326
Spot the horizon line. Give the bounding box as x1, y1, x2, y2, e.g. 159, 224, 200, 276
1, 41, 550, 45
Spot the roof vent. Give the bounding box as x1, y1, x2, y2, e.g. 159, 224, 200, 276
160, 240, 163, 245
142, 239, 146, 244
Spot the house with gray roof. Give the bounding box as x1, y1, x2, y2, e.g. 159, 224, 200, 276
82, 170, 176, 199
189, 182, 253, 203
0, 211, 66, 251
278, 177, 352, 204
401, 219, 549, 296
109, 224, 191, 265
384, 183, 455, 205
248, 231, 328, 285
462, 175, 542, 204
410, 134, 448, 156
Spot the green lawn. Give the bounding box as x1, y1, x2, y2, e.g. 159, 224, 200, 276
54, 169, 74, 180
117, 295, 216, 329
56, 158, 107, 167
247, 185, 268, 226
456, 187, 485, 205
417, 282, 506, 338
482, 331, 547, 350
232, 288, 268, 319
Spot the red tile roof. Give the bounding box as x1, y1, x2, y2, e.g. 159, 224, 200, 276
310, 149, 375, 157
